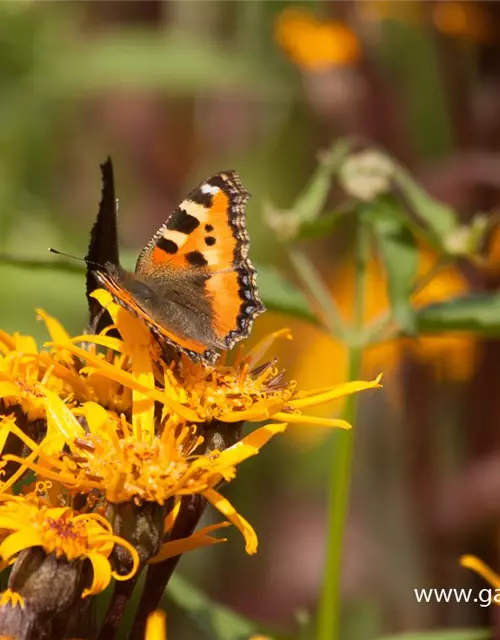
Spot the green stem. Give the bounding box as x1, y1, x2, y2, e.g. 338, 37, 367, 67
287, 245, 347, 339
316, 215, 369, 640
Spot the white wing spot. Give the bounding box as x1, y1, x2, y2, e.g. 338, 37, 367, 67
201, 184, 220, 195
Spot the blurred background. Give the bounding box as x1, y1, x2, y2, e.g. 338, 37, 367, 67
3, 1, 500, 638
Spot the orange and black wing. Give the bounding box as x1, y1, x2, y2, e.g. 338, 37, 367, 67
135, 171, 265, 350
93, 269, 219, 364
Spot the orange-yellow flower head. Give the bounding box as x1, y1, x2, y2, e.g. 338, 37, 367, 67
275, 8, 362, 70
0, 292, 380, 556
0, 494, 139, 598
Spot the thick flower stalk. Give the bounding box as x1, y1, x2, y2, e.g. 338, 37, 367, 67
0, 290, 380, 639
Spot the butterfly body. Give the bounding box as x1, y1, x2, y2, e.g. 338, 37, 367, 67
88, 163, 265, 365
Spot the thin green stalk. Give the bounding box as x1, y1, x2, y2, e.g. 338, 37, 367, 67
363, 255, 452, 346
287, 245, 347, 339
316, 216, 370, 640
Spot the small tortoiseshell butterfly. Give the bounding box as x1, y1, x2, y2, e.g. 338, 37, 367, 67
86, 158, 265, 365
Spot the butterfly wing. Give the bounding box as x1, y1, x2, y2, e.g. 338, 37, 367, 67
86, 158, 120, 334
93, 265, 219, 364
135, 171, 265, 350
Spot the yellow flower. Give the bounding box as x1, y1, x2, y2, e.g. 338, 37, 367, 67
0, 323, 73, 423
275, 8, 361, 70
0, 494, 139, 598
0, 291, 379, 555
295, 250, 476, 393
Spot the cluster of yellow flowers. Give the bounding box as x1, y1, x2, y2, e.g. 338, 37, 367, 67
0, 288, 379, 639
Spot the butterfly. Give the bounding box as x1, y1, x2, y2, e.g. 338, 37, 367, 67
86, 158, 265, 365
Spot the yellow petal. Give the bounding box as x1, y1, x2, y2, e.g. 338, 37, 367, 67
36, 309, 70, 344
0, 382, 21, 399
0, 589, 25, 609
82, 552, 112, 597
90, 289, 120, 317
0, 418, 13, 454
145, 610, 166, 640
44, 389, 85, 453
82, 402, 110, 435
150, 522, 231, 564
273, 412, 351, 428
71, 334, 125, 353
14, 335, 38, 354
50, 343, 200, 422
0, 330, 15, 352
290, 374, 382, 410
104, 303, 156, 442
217, 423, 286, 467
37, 353, 90, 399
0, 530, 42, 568
460, 555, 500, 591
204, 488, 258, 554
163, 498, 181, 534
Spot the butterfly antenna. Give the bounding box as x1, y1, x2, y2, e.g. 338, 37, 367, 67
48, 248, 105, 270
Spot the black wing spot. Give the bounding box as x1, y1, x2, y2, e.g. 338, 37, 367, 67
186, 251, 208, 267
189, 190, 213, 208
205, 236, 216, 247
157, 237, 178, 254
168, 208, 200, 234
207, 175, 228, 191
205, 224, 214, 232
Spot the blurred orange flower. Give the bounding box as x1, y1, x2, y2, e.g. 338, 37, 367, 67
358, 0, 491, 43
275, 8, 362, 70
285, 249, 476, 444
432, 1, 491, 42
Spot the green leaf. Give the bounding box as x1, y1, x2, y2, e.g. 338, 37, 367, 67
415, 294, 500, 335
393, 165, 457, 240
256, 263, 318, 323
46, 32, 287, 98
376, 630, 490, 640
296, 207, 351, 241
167, 575, 259, 640
292, 139, 351, 223
367, 199, 418, 334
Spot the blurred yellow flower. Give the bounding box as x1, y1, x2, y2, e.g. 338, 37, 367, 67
275, 8, 361, 70
145, 610, 166, 640
461, 555, 500, 599
293, 249, 475, 420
